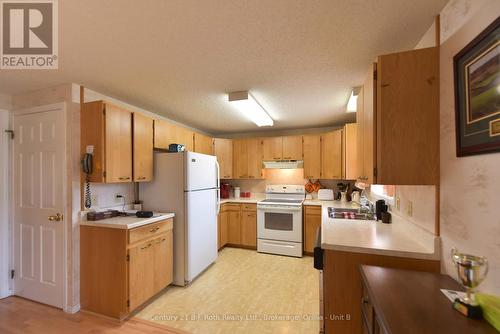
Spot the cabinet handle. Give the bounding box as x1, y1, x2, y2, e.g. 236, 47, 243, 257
283, 157, 292, 160
149, 226, 160, 233
141, 243, 152, 250
248, 176, 255, 179
273, 157, 281, 160
156, 238, 166, 244
136, 176, 146, 180
119, 176, 131, 181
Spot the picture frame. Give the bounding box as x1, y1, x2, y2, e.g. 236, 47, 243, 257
453, 16, 500, 157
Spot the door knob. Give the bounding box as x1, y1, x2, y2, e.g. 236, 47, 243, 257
48, 213, 63, 222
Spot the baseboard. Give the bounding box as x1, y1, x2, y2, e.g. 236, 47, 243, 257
64, 303, 81, 314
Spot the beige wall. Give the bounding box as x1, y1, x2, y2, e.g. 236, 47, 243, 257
0, 94, 11, 110
439, 0, 500, 294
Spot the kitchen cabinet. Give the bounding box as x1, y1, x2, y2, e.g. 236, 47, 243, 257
302, 135, 321, 179
81, 101, 132, 183
80, 219, 173, 319
357, 47, 439, 185
282, 135, 303, 160
262, 136, 303, 161
233, 138, 263, 179
321, 130, 343, 180
241, 205, 257, 247
133, 112, 153, 182
303, 205, 321, 254
343, 123, 357, 180
213, 138, 233, 179
219, 203, 257, 249
262, 137, 283, 160
194, 132, 213, 155
153, 119, 194, 151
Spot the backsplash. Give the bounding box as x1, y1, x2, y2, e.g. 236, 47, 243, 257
224, 168, 353, 195
87, 182, 135, 210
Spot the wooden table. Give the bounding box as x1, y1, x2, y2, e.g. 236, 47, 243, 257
360, 265, 496, 334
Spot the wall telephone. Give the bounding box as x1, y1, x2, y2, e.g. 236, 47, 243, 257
82, 146, 94, 209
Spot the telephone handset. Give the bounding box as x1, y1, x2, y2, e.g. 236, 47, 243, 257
81, 148, 94, 209
82, 153, 93, 174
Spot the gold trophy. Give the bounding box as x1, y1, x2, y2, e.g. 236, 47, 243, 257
451, 248, 489, 319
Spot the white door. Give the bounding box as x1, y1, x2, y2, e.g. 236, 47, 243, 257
185, 152, 217, 191
185, 189, 217, 282
13, 108, 65, 308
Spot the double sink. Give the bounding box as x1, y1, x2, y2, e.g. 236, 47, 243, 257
327, 207, 376, 221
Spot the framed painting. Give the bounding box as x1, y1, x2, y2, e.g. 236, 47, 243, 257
454, 16, 500, 157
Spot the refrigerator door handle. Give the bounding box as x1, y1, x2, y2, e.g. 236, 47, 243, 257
215, 160, 221, 214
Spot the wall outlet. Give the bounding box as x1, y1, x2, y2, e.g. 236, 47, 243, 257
115, 193, 124, 204
406, 200, 413, 217
90, 194, 99, 207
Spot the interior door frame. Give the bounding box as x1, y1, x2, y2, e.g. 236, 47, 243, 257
10, 102, 70, 312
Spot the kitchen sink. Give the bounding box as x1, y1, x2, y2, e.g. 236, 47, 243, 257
327, 207, 376, 221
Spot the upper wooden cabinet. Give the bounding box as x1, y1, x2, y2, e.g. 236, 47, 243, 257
193, 132, 213, 155
358, 47, 439, 185
321, 130, 343, 180
81, 101, 132, 183
213, 138, 233, 179
233, 138, 263, 179
358, 64, 377, 184
262, 137, 283, 160
303, 135, 321, 179
343, 123, 358, 180
133, 113, 153, 182
282, 135, 303, 160
262, 135, 303, 161
153, 120, 194, 151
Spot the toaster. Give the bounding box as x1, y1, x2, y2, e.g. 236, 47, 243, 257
318, 189, 334, 200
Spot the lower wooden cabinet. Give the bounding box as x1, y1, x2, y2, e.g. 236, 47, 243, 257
304, 205, 322, 253
81, 218, 173, 319
218, 203, 257, 249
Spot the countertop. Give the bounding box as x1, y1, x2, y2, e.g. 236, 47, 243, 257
360, 265, 497, 333
79, 212, 175, 229
320, 203, 440, 260
220, 194, 266, 204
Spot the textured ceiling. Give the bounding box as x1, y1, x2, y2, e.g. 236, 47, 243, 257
0, 0, 448, 135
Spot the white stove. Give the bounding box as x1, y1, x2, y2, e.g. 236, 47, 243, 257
257, 185, 305, 257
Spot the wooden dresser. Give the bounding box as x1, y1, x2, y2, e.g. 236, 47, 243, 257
360, 265, 496, 334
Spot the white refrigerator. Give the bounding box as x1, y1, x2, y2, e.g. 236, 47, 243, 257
140, 151, 220, 286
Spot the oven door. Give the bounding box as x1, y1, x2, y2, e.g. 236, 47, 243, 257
257, 205, 302, 242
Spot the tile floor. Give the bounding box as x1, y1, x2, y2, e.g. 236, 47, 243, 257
136, 247, 320, 334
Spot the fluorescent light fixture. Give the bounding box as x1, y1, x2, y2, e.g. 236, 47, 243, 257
228, 91, 274, 127
346, 87, 361, 113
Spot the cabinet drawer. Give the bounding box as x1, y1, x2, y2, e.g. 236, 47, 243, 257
361, 281, 374, 334
128, 219, 172, 244
241, 203, 256, 211
305, 205, 321, 215
222, 204, 241, 212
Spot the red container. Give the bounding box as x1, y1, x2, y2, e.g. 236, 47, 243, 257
220, 183, 230, 199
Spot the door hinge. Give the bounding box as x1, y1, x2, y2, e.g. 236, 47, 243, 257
10, 270, 14, 279
373, 69, 377, 80
103, 171, 106, 177
373, 167, 377, 177
127, 299, 130, 307
4, 130, 14, 139
126, 254, 130, 262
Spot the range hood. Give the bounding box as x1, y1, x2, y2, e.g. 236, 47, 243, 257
262, 160, 304, 169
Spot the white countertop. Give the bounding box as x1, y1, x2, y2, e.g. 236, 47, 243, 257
320, 203, 440, 260
303, 199, 360, 208
220, 194, 266, 204
79, 212, 175, 229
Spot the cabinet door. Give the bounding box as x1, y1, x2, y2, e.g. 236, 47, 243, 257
363, 63, 377, 184
247, 138, 263, 179
321, 130, 343, 179
133, 113, 153, 182
303, 135, 321, 179
213, 138, 233, 179
233, 139, 248, 179
227, 210, 241, 244
282, 135, 303, 160
217, 210, 229, 249
304, 206, 321, 253
241, 210, 257, 247
153, 233, 173, 294
344, 124, 357, 180
262, 137, 283, 160
180, 127, 194, 151
105, 104, 132, 183
128, 239, 155, 311
194, 132, 213, 155
377, 47, 439, 185
356, 86, 365, 180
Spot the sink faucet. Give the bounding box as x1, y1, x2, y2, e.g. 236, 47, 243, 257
359, 196, 375, 215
